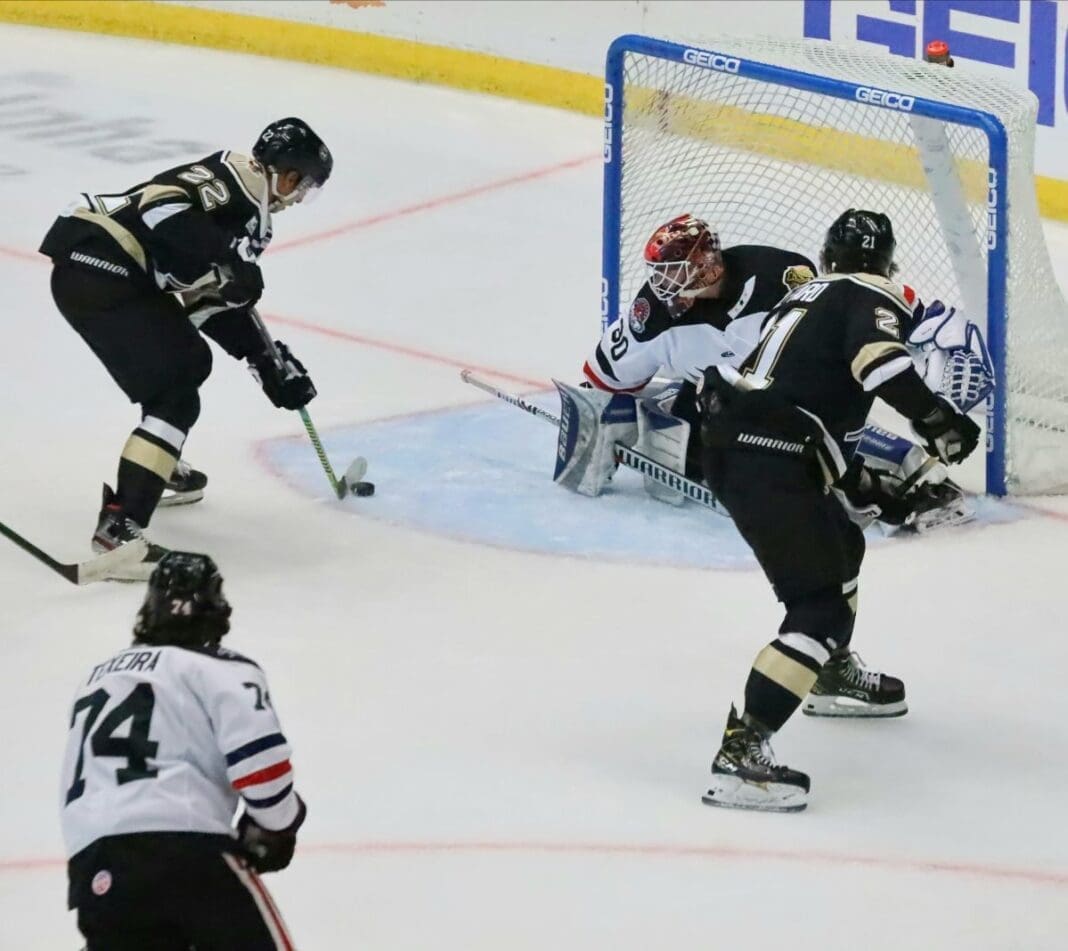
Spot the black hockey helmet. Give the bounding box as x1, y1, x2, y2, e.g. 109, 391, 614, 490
820, 209, 896, 277
253, 117, 332, 211
134, 551, 232, 647
254, 117, 332, 185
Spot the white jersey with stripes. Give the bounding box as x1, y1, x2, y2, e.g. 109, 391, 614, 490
60, 642, 299, 858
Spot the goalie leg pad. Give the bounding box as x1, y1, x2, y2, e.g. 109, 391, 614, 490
634, 397, 691, 506
552, 381, 637, 497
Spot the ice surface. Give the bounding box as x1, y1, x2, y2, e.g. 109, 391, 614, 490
1, 23, 1067, 950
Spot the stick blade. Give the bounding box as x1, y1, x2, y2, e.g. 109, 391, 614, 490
76, 539, 150, 585
344, 457, 368, 485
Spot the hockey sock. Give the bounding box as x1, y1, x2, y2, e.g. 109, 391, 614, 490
115, 416, 186, 526
744, 635, 828, 732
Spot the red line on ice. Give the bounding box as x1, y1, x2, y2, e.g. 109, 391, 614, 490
269, 153, 600, 253
260, 310, 546, 389
4, 839, 1067, 888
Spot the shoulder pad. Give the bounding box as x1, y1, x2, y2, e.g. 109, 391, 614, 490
827, 272, 914, 312
220, 151, 269, 206
782, 263, 816, 290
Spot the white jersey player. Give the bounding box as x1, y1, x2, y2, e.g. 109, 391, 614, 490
584, 214, 816, 393
60, 552, 302, 950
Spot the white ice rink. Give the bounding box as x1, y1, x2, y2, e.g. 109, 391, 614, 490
2, 23, 1068, 950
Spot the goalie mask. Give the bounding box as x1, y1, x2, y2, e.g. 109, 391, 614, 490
644, 214, 724, 302
253, 117, 333, 212
134, 551, 232, 647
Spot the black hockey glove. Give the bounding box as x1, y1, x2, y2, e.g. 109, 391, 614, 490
249, 342, 317, 410
836, 460, 914, 526
236, 795, 307, 874
911, 396, 980, 465
214, 257, 264, 307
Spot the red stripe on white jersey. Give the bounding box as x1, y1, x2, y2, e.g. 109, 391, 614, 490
222, 852, 296, 950
233, 760, 292, 790
582, 361, 647, 394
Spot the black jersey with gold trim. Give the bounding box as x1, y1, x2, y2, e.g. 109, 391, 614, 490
40, 150, 271, 294
727, 272, 918, 471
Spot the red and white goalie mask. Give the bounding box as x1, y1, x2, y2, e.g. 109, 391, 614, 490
643, 214, 724, 302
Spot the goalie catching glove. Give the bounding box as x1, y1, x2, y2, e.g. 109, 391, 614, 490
907, 300, 995, 413
248, 340, 317, 410
235, 794, 307, 873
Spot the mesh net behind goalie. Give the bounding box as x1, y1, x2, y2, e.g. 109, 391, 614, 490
609, 35, 1068, 495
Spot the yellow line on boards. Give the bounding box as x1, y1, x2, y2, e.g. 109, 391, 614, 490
0, 0, 1065, 221
0, 0, 603, 115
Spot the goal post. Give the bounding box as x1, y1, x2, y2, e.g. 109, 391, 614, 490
601, 33, 1068, 496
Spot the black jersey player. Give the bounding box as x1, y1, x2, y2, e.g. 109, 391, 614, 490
61, 552, 305, 949
697, 210, 979, 812
39, 118, 332, 580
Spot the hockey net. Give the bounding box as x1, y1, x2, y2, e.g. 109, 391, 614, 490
605, 35, 1068, 495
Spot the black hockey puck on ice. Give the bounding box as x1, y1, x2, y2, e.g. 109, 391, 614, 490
353, 481, 375, 497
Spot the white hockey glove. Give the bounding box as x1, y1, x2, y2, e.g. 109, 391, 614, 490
907, 300, 995, 412
553, 380, 637, 496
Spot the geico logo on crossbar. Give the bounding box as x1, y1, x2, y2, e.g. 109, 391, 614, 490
682, 49, 741, 73
854, 87, 914, 111
602, 82, 614, 162
986, 167, 999, 250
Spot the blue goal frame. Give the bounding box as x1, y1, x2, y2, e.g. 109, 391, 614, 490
601, 34, 1009, 496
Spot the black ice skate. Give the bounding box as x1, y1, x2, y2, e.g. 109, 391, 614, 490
702, 705, 809, 813
803, 650, 907, 718
159, 459, 207, 507
92, 485, 169, 582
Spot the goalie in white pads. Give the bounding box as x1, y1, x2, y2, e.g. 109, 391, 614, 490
60, 552, 303, 950
564, 214, 991, 532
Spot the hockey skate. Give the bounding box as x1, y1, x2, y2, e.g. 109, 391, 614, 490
803, 650, 907, 718
702, 705, 809, 813
159, 459, 207, 507
92, 485, 169, 582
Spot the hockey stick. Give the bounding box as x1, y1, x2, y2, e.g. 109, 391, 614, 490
459, 369, 726, 514
248, 308, 370, 499
0, 520, 148, 585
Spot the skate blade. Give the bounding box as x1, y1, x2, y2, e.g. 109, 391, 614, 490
701, 775, 807, 813
158, 489, 204, 507
803, 697, 908, 718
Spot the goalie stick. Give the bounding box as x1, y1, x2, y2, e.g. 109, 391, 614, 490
0, 520, 148, 585
459, 369, 726, 515
249, 308, 369, 499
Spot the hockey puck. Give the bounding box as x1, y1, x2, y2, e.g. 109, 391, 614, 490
353, 481, 375, 497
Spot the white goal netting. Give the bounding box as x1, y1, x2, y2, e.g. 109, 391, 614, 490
610, 35, 1068, 495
